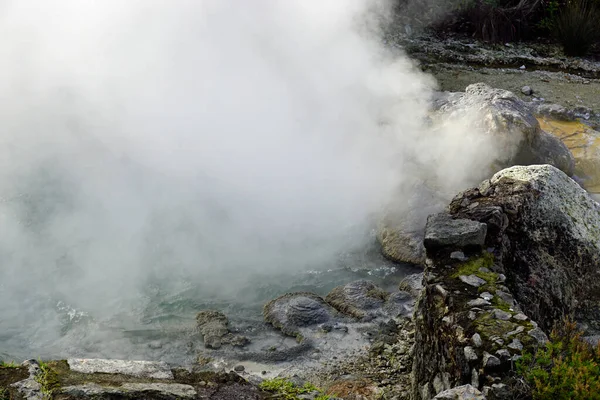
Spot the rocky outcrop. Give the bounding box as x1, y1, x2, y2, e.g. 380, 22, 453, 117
376, 223, 425, 265
437, 83, 575, 177
196, 310, 249, 349
398, 273, 424, 298
411, 164, 600, 399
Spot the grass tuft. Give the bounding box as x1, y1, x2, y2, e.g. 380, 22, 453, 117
259, 377, 331, 400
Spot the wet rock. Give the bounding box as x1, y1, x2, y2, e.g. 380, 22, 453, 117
384, 290, 415, 318
424, 213, 487, 250
521, 85, 533, 95
433, 384, 486, 400
398, 273, 424, 297
233, 365, 245, 372
196, 310, 247, 349
376, 221, 425, 265
264, 292, 336, 337
62, 383, 196, 399
529, 130, 575, 177
67, 358, 174, 379
325, 280, 388, 319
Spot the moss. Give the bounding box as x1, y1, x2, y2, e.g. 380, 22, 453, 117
474, 312, 518, 342
35, 361, 60, 399
259, 378, 331, 399
451, 252, 497, 284
491, 295, 514, 313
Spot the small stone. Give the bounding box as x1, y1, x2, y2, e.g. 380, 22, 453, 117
521, 86, 533, 95
529, 327, 549, 344
495, 349, 511, 360
483, 352, 501, 368
491, 383, 510, 398
472, 333, 483, 347
460, 275, 487, 287
478, 267, 491, 273
468, 311, 477, 320
471, 368, 479, 387
480, 292, 493, 301
234, 365, 245, 372
513, 313, 528, 321
508, 339, 523, 351
519, 65, 526, 70
468, 298, 491, 307
505, 325, 525, 337
450, 251, 467, 261
497, 274, 506, 283
492, 309, 512, 320
464, 346, 478, 361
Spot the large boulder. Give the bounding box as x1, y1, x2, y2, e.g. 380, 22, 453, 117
376, 222, 425, 265
448, 164, 600, 333
438, 83, 575, 176
196, 310, 249, 349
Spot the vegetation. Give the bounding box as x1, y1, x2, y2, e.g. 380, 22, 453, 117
393, 0, 600, 56
0, 387, 7, 400
259, 378, 331, 400
34, 360, 59, 399
0, 361, 18, 369
450, 251, 496, 281
517, 318, 600, 399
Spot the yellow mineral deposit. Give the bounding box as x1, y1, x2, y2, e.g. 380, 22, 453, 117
537, 117, 600, 194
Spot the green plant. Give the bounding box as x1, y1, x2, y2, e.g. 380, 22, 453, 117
0, 361, 18, 369
259, 378, 331, 400
517, 317, 600, 399
0, 387, 8, 400
555, 0, 600, 56
34, 361, 59, 399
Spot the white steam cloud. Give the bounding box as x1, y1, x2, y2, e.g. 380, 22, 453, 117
0, 1, 504, 360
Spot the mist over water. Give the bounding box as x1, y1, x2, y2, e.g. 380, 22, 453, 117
0, 1, 503, 362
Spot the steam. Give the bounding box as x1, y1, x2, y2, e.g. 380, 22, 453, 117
0, 0, 505, 360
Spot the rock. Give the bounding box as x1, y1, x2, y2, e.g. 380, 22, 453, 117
398, 273, 424, 297
234, 365, 245, 372
463, 346, 478, 361
196, 310, 247, 349
492, 309, 512, 321
376, 221, 425, 265
467, 298, 490, 307
67, 359, 173, 379
433, 384, 486, 400
513, 313, 528, 321
437, 83, 574, 176
459, 275, 487, 287
472, 333, 483, 347
11, 360, 43, 400
508, 339, 523, 351
62, 383, 196, 399
521, 86, 533, 95
264, 292, 336, 337
424, 213, 487, 250
384, 290, 415, 317
528, 327, 549, 344
449, 164, 600, 333
325, 280, 388, 319
450, 251, 467, 261
528, 130, 575, 176
534, 103, 575, 121
482, 352, 501, 369
479, 292, 493, 301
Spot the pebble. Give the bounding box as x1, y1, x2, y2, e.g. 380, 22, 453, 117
460, 275, 487, 287
472, 333, 483, 348
234, 365, 245, 372
492, 309, 512, 321
521, 85, 533, 95
464, 346, 478, 361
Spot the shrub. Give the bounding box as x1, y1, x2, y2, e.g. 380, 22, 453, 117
517, 317, 600, 399
259, 378, 331, 400
555, 0, 600, 56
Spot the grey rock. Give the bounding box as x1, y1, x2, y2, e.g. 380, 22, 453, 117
513, 313, 528, 321
399, 273, 424, 297
264, 292, 336, 337
479, 292, 493, 301
384, 290, 415, 318
377, 219, 425, 265
472, 333, 483, 347
459, 275, 487, 287
490, 383, 510, 398
534, 103, 575, 121
450, 251, 467, 261
529, 327, 549, 344
468, 298, 491, 307
492, 309, 512, 321
505, 326, 525, 337
495, 349, 511, 360
497, 274, 506, 283
10, 360, 43, 400
463, 346, 478, 361
508, 338, 524, 351
196, 310, 229, 349
234, 365, 245, 372
67, 359, 174, 379
529, 129, 575, 177
325, 280, 388, 319
483, 352, 501, 368
471, 368, 479, 388
62, 383, 196, 399
521, 86, 533, 95
433, 384, 486, 399
424, 213, 487, 250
